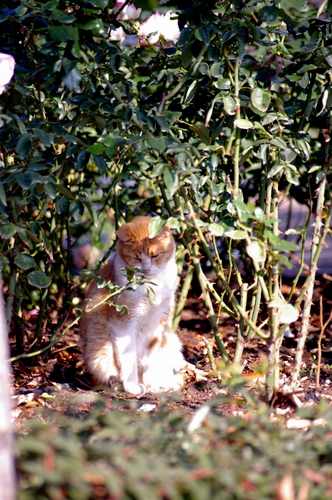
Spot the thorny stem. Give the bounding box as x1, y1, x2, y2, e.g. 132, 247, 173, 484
233, 57, 241, 198
173, 194, 230, 361
246, 284, 262, 340
267, 178, 282, 397
316, 297, 332, 391
173, 263, 194, 331
291, 175, 331, 389
182, 191, 269, 340
6, 264, 17, 328
233, 283, 248, 364
288, 211, 310, 301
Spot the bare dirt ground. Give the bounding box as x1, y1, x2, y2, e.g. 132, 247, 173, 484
10, 275, 332, 426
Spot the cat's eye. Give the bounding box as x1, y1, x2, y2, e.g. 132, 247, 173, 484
151, 254, 159, 260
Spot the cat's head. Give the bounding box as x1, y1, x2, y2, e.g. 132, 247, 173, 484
116, 216, 175, 275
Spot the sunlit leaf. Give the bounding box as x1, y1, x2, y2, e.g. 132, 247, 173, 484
234, 119, 254, 130
247, 240, 266, 263
208, 222, 224, 237
223, 96, 236, 115
149, 217, 166, 238
224, 229, 247, 240
251, 88, 271, 112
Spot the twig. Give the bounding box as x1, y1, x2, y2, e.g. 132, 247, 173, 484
316, 297, 332, 391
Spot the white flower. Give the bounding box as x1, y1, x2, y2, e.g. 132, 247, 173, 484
109, 26, 126, 43
139, 10, 180, 46
139, 11, 163, 45
114, 0, 141, 20
161, 10, 181, 43
0, 53, 15, 95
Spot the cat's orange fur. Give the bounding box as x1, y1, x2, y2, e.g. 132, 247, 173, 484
79, 216, 186, 395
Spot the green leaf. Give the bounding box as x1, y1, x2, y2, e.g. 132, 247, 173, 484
62, 67, 81, 91
77, 151, 90, 171
76, 19, 104, 30
208, 222, 224, 237
0, 182, 7, 206
50, 8, 76, 23
270, 137, 288, 149
163, 167, 178, 196
88, 0, 109, 7
15, 253, 36, 270
279, 304, 299, 324
42, 233, 54, 261
27, 270, 52, 288
93, 155, 107, 176
83, 200, 98, 227
215, 78, 231, 90
234, 119, 254, 130
251, 88, 271, 112
149, 217, 166, 238
247, 240, 266, 263
186, 122, 210, 145
223, 96, 236, 115
44, 182, 57, 199
269, 300, 299, 324
34, 129, 52, 147
56, 196, 69, 214
16, 134, 32, 158
154, 116, 170, 132
166, 217, 180, 229
0, 223, 17, 239
69, 200, 84, 221
280, 148, 297, 163
281, 0, 308, 12
224, 229, 247, 240
185, 80, 200, 103
267, 164, 284, 178
48, 25, 79, 42
88, 144, 107, 154
269, 234, 299, 252
233, 199, 250, 214
57, 184, 75, 200
182, 42, 194, 68
15, 172, 43, 190
146, 138, 166, 151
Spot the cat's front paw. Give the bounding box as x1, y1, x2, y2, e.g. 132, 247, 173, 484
146, 373, 185, 393
123, 381, 146, 396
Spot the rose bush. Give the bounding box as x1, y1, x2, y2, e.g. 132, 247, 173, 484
0, 0, 331, 396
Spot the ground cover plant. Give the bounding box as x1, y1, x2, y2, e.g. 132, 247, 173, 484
15, 395, 332, 500
1, 0, 332, 498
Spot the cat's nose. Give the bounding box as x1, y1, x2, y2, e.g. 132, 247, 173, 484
141, 262, 151, 273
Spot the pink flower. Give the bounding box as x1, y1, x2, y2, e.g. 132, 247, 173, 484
139, 10, 180, 46
109, 26, 126, 43
73, 244, 100, 270
0, 53, 15, 95
114, 0, 141, 20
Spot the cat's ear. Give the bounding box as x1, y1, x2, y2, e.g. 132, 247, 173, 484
154, 225, 171, 241
116, 225, 131, 243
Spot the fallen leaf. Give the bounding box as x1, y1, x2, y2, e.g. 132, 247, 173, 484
277, 474, 295, 500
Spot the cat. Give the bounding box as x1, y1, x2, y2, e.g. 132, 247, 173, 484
79, 216, 186, 395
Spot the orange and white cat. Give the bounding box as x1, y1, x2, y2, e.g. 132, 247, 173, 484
79, 216, 186, 395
